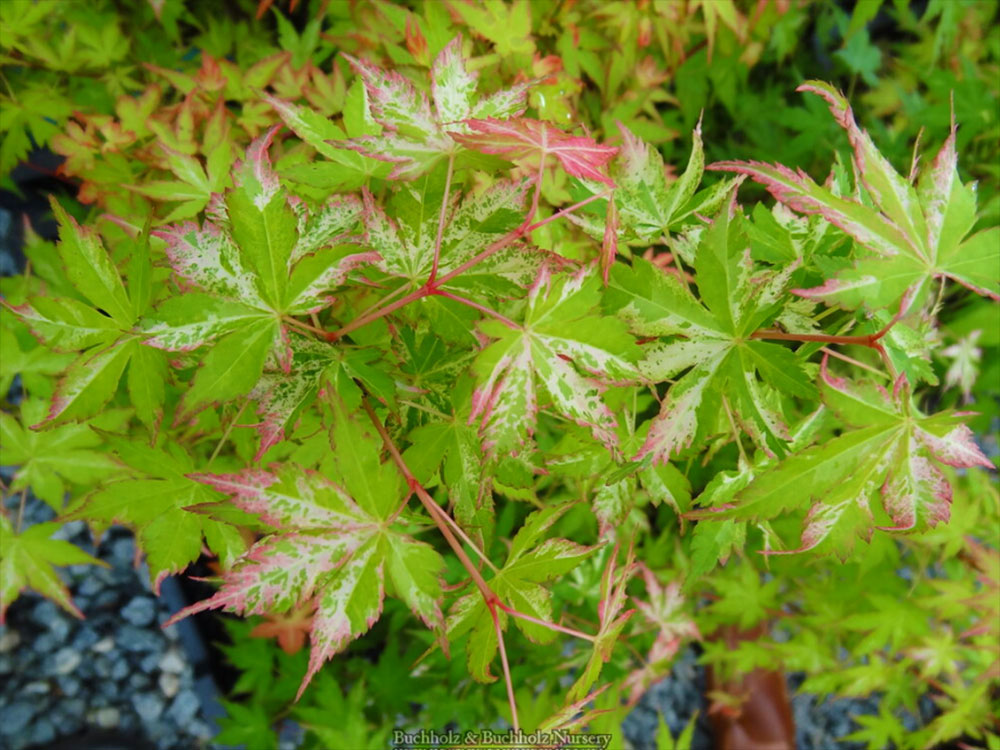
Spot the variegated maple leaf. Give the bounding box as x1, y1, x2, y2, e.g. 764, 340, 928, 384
144, 126, 375, 424
571, 121, 735, 246
695, 355, 994, 559
449, 117, 618, 185
166, 408, 445, 698
606, 193, 816, 464
339, 36, 531, 179
712, 81, 1000, 310
361, 176, 545, 288
470, 267, 641, 458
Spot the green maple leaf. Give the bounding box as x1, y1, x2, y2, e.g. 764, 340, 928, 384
0, 399, 119, 510
447, 503, 597, 683
9, 201, 166, 429
165, 401, 446, 698
144, 127, 377, 424
471, 267, 641, 458
713, 81, 1000, 309
402, 377, 488, 546
606, 195, 817, 464
699, 357, 994, 558
335, 35, 532, 179
68, 439, 247, 588
1, 515, 105, 622
128, 141, 233, 222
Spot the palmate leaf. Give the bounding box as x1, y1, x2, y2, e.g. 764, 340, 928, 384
9, 200, 167, 430
250, 335, 394, 461
68, 439, 247, 589
607, 196, 816, 464
166, 405, 445, 699
0, 515, 106, 623
470, 267, 641, 458
569, 121, 735, 252
361, 174, 544, 289
145, 126, 376, 424
446, 503, 597, 683
450, 117, 618, 184
338, 35, 531, 179
0, 399, 119, 510
712, 81, 1000, 309
696, 357, 993, 558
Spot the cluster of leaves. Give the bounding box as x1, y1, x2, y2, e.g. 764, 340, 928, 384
1, 2, 998, 748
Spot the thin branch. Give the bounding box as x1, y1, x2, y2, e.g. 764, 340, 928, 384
819, 346, 890, 380
495, 601, 595, 642
491, 605, 520, 732
282, 316, 329, 337
433, 290, 519, 329
209, 401, 249, 464
326, 286, 430, 342
523, 190, 612, 235
362, 398, 496, 602
15, 488, 27, 534
428, 152, 456, 286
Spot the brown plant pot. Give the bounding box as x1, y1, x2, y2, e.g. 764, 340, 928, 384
706, 623, 796, 750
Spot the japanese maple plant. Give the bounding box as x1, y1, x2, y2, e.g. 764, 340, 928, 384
2, 36, 998, 746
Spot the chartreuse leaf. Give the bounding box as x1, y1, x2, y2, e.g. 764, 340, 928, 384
49, 198, 133, 327
338, 35, 530, 179
11, 208, 168, 429
697, 357, 993, 558
607, 196, 816, 464
0, 515, 106, 622
0, 399, 118, 509
447, 503, 597, 683
166, 399, 445, 699
68, 439, 246, 589
471, 267, 641, 457
713, 81, 999, 309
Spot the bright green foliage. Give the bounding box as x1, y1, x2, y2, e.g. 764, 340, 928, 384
0, 515, 105, 622
1, 3, 998, 748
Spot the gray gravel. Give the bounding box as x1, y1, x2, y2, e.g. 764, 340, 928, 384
0, 490, 220, 750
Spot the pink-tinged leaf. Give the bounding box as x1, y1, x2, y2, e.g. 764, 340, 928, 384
470, 269, 639, 457
637, 354, 725, 464
710, 159, 914, 258
818, 354, 897, 426
470, 333, 537, 457
41, 341, 133, 427
878, 436, 951, 532
915, 119, 973, 260
430, 36, 477, 124
798, 81, 928, 260
291, 194, 365, 262
299, 542, 384, 699
163, 533, 363, 626
451, 118, 618, 185
153, 222, 261, 303
916, 423, 993, 469
342, 53, 439, 141
233, 125, 283, 210
189, 468, 368, 530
